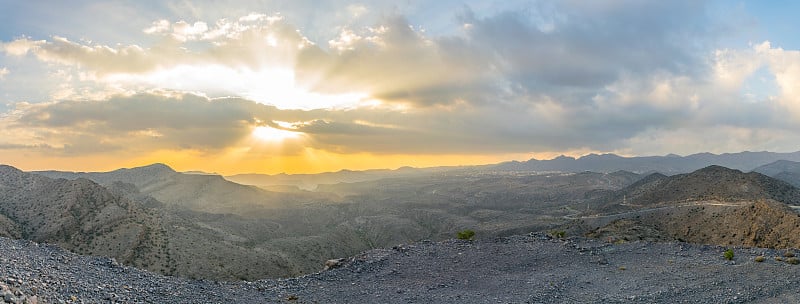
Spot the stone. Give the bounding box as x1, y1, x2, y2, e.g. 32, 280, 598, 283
2, 290, 15, 302
323, 258, 346, 270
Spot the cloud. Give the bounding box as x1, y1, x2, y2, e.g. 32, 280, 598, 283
0, 2, 713, 109
466, 0, 707, 87
0, 67, 8, 80
2, 38, 45, 56
2, 15, 310, 76
291, 0, 712, 109
295, 15, 500, 107
3, 1, 800, 162
143, 20, 171, 34
12, 93, 258, 151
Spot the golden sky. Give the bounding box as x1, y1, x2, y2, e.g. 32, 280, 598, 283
1, 1, 800, 174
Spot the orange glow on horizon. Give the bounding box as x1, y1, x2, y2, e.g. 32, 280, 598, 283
0, 148, 562, 176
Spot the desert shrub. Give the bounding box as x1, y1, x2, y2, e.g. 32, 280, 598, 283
776, 257, 783, 262
754, 256, 765, 263
783, 251, 796, 258
549, 230, 566, 239
787, 257, 800, 265
457, 229, 476, 240
723, 249, 734, 261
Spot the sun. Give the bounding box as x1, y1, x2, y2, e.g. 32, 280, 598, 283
252, 126, 299, 141
107, 65, 368, 110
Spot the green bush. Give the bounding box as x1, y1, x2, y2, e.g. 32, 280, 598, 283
723, 249, 734, 261
549, 230, 567, 239
754, 256, 765, 263
457, 229, 476, 240
787, 257, 800, 265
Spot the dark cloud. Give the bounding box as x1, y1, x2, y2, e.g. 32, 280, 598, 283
292, 0, 712, 110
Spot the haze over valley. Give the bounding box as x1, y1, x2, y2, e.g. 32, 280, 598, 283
6, 152, 800, 302
2, 151, 800, 282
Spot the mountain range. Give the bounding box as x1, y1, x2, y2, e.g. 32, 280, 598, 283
582, 165, 800, 249
35, 163, 327, 215
225, 150, 800, 190
5, 150, 800, 282
4, 162, 644, 280
753, 160, 800, 188
492, 150, 800, 174
2, 165, 357, 280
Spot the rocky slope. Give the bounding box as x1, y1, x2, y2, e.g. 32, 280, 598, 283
0, 165, 348, 280
586, 165, 800, 214
581, 165, 800, 249
4, 234, 800, 303
17, 162, 800, 284
23, 164, 650, 280
34, 164, 319, 215
753, 160, 800, 188
0, 165, 170, 274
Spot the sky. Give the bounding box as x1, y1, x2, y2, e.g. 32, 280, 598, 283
1, 0, 800, 175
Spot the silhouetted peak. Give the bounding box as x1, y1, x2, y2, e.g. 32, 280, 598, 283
0, 164, 23, 174
757, 160, 800, 171
693, 165, 742, 175
580, 153, 623, 160
689, 152, 716, 158
771, 160, 800, 166
121, 163, 176, 175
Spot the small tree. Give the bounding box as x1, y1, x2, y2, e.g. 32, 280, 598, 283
457, 229, 476, 240
723, 248, 734, 261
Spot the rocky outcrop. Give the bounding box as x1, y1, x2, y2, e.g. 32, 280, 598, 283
0, 165, 170, 275
34, 164, 299, 215
5, 233, 800, 303
587, 200, 800, 249
589, 165, 800, 214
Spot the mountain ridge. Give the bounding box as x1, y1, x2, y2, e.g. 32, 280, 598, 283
753, 160, 800, 188
494, 150, 800, 174
35, 164, 306, 215
224, 150, 800, 189
581, 165, 800, 249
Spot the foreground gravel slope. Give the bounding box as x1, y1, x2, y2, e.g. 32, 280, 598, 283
2, 234, 800, 303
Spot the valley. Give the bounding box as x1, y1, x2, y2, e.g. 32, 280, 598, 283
4, 151, 800, 302
23, 164, 639, 280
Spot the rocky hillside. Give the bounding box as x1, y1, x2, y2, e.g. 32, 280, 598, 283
0, 165, 170, 274
6, 164, 654, 281
581, 165, 800, 250
753, 160, 800, 188
0, 165, 349, 280
586, 200, 800, 248
35, 164, 322, 215
587, 165, 800, 213
4, 233, 800, 303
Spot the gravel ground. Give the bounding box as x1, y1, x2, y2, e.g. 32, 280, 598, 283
3, 234, 800, 303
